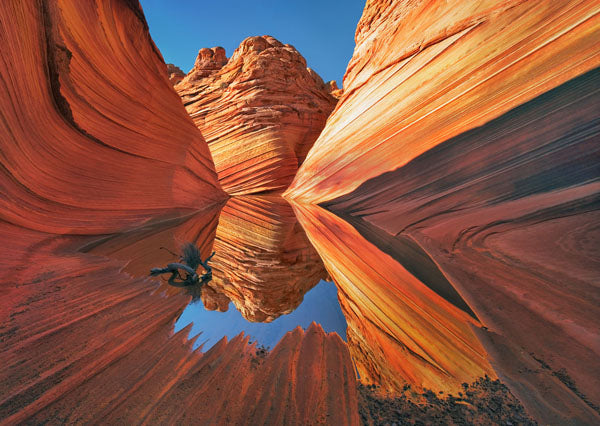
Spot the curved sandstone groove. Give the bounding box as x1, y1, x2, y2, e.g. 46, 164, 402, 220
0, 0, 225, 235
176, 35, 337, 195
291, 203, 496, 395
324, 69, 600, 424
285, 0, 600, 203
0, 221, 359, 425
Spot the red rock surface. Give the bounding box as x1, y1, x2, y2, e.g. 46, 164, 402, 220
0, 223, 358, 425
0, 0, 225, 235
3, 0, 599, 424
185, 46, 228, 80
166, 63, 185, 84
286, 0, 600, 203
176, 36, 337, 195
292, 203, 496, 395
321, 52, 600, 426
208, 195, 327, 322
0, 2, 358, 424
285, 0, 600, 423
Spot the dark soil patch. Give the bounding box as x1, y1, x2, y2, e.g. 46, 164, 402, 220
358, 376, 537, 425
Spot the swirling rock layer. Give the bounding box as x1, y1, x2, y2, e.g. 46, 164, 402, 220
0, 221, 359, 425
286, 0, 599, 202
286, 0, 599, 423
177, 35, 337, 195
0, 0, 224, 235
292, 203, 496, 395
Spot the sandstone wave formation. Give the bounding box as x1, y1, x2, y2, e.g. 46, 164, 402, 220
0, 220, 358, 424
0, 0, 226, 235
176, 36, 338, 195
0, 1, 357, 424
286, 0, 600, 424
1, 0, 599, 424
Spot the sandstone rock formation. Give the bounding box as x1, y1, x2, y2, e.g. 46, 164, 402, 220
0, 0, 225, 235
286, 0, 600, 423
324, 80, 343, 99
0, 1, 357, 424
286, 0, 600, 203
293, 203, 496, 395
166, 63, 185, 84
0, 222, 358, 425
3, 0, 599, 424
176, 36, 337, 195
185, 46, 228, 80
207, 195, 327, 322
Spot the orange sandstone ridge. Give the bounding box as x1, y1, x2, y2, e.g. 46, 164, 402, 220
0, 0, 228, 235
285, 0, 600, 424
176, 35, 338, 195
0, 1, 358, 424
1, 0, 599, 424
286, 0, 600, 203
292, 203, 496, 395
166, 63, 185, 84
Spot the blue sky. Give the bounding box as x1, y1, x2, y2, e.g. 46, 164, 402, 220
175, 280, 347, 351
139, 0, 366, 87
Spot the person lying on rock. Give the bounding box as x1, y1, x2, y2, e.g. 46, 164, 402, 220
150, 243, 215, 287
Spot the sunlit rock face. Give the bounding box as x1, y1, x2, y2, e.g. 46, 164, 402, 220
293, 203, 496, 395
285, 0, 600, 423
207, 195, 328, 322
0, 0, 225, 235
0, 2, 358, 423
176, 35, 337, 195
286, 0, 599, 203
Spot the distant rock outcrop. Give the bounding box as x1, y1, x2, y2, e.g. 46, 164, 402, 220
166, 63, 185, 84
176, 35, 337, 195
324, 80, 343, 99
185, 46, 228, 80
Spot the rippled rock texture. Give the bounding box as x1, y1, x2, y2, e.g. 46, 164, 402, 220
208, 196, 328, 322
0, 1, 357, 424
286, 0, 600, 424
0, 219, 358, 424
176, 35, 338, 195
0, 0, 226, 235
293, 203, 496, 396
2, 0, 599, 424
